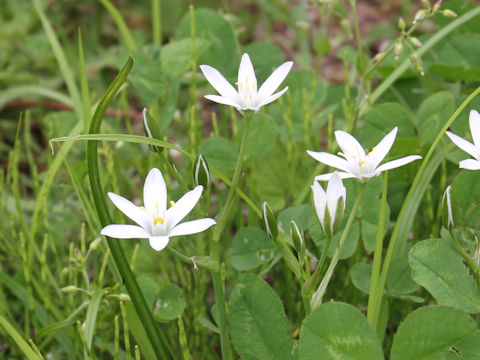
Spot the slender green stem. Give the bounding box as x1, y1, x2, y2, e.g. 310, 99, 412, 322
213, 112, 253, 242
310, 183, 365, 309
348, 0, 363, 69
449, 229, 480, 287
367, 172, 389, 329
209, 111, 252, 360
99, 0, 137, 51
371, 86, 480, 331
86, 58, 169, 359
152, 0, 162, 44
301, 235, 332, 298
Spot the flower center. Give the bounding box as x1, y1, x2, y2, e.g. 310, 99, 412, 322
237, 76, 257, 105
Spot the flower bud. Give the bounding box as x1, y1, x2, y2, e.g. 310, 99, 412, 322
312, 172, 346, 238
409, 52, 424, 75
290, 220, 304, 259
109, 293, 131, 302
413, 9, 427, 24
409, 37, 422, 47
193, 154, 210, 190
61, 285, 80, 293
373, 52, 385, 63
398, 17, 406, 31
442, 185, 456, 230
262, 202, 278, 240
143, 108, 164, 153
421, 0, 430, 9
89, 237, 102, 251
394, 42, 403, 60
442, 9, 458, 18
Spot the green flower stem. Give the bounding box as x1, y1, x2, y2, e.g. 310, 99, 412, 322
87, 57, 169, 359
449, 229, 480, 288
160, 151, 188, 192
310, 183, 365, 309
301, 234, 332, 299
370, 85, 480, 332
367, 172, 389, 330
213, 112, 253, 242
209, 111, 253, 360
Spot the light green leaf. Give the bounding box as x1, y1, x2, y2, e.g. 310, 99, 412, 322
299, 302, 384, 360
417, 92, 455, 145
409, 239, 480, 313
199, 137, 238, 174
238, 113, 278, 159
391, 306, 480, 359
228, 274, 292, 360
153, 284, 186, 321
232, 227, 277, 271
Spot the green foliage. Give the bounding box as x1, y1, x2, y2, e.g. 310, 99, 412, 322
299, 302, 384, 360
390, 306, 480, 359
228, 274, 293, 360
409, 238, 480, 313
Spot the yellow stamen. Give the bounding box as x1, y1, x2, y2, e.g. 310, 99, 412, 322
338, 152, 346, 158
169, 200, 175, 208
359, 160, 366, 166
154, 217, 164, 225
139, 206, 146, 210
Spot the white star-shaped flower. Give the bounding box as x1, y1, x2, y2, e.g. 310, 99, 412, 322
446, 110, 480, 170
101, 168, 216, 251
307, 127, 422, 182
312, 172, 346, 238
199, 53, 293, 112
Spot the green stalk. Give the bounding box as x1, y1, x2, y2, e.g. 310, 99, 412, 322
301, 235, 332, 299
152, 0, 162, 44
370, 86, 480, 331
99, 0, 137, 51
86, 57, 169, 359
449, 229, 480, 288
367, 172, 388, 329
310, 183, 365, 309
210, 111, 253, 359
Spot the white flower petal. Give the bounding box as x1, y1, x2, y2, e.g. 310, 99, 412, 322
166, 186, 203, 231
143, 168, 167, 215
376, 155, 422, 172
459, 159, 480, 170
204, 94, 240, 108
314, 172, 357, 181
169, 218, 216, 237
257, 87, 289, 108
101, 225, 150, 239
238, 53, 257, 88
149, 236, 170, 251
469, 110, 480, 148
368, 127, 398, 169
257, 61, 293, 100
312, 181, 326, 226
326, 172, 346, 204
200, 65, 239, 101
307, 150, 352, 173
446, 131, 479, 159
335, 130, 366, 159
108, 192, 150, 229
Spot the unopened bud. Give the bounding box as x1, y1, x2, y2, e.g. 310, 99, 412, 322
432, 2, 441, 13
373, 52, 385, 62
262, 202, 278, 240
394, 42, 403, 60
422, 0, 430, 9
442, 185, 456, 230
290, 221, 304, 259
193, 154, 210, 190
89, 237, 102, 251
442, 9, 457, 18
109, 293, 131, 302
398, 17, 406, 31
61, 285, 80, 293
413, 9, 427, 24
409, 37, 422, 47
143, 108, 164, 153
409, 52, 424, 75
